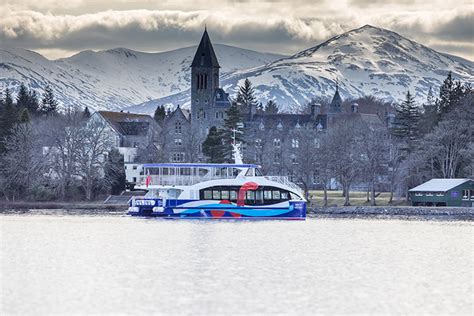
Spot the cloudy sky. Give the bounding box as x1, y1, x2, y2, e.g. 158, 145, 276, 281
1, 0, 473, 60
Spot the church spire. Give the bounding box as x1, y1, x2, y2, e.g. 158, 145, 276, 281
191, 28, 220, 68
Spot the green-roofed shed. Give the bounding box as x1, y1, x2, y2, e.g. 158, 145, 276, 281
409, 178, 474, 207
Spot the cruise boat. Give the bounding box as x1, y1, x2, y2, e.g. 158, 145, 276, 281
127, 161, 306, 219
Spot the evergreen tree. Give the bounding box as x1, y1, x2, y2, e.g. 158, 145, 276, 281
28, 90, 40, 116
19, 108, 30, 123
420, 86, 438, 134
40, 86, 58, 115
154, 105, 166, 123
220, 104, 244, 161
235, 78, 257, 114
83, 106, 91, 119
16, 83, 30, 109
392, 91, 420, 150
104, 148, 126, 195
4, 88, 13, 107
265, 100, 279, 114
0, 88, 18, 153
202, 126, 226, 163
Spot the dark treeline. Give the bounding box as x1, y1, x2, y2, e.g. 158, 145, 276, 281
0, 85, 124, 201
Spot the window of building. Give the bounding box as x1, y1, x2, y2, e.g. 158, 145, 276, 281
175, 121, 182, 134
215, 112, 219, 119
291, 139, 299, 148
277, 122, 283, 131
471, 190, 474, 200
291, 154, 298, 164
133, 177, 136, 183
273, 138, 281, 147
274, 152, 281, 162
314, 139, 320, 148
259, 122, 265, 131
255, 138, 262, 148
171, 152, 184, 162
462, 190, 469, 199
133, 165, 137, 170
175, 138, 182, 146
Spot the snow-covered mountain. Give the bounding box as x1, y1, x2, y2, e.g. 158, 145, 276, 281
1, 25, 473, 114
130, 25, 473, 114
0, 45, 285, 111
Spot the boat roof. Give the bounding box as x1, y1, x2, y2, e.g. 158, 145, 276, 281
409, 178, 472, 192
143, 163, 261, 168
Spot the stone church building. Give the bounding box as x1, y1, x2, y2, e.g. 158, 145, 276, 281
160, 29, 389, 170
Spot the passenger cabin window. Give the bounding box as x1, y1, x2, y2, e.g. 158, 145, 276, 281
200, 186, 295, 205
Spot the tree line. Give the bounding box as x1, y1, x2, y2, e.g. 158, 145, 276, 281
0, 85, 123, 201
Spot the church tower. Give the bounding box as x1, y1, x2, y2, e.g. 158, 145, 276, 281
190, 29, 231, 153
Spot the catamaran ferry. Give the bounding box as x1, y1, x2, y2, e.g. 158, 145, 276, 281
128, 162, 306, 219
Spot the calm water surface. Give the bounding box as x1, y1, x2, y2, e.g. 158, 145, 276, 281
0, 215, 472, 314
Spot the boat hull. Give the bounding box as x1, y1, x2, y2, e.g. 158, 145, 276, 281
128, 199, 306, 220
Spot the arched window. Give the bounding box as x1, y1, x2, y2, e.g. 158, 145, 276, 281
273, 138, 281, 147
291, 139, 299, 148
196, 74, 200, 90
175, 121, 182, 134
204, 74, 208, 89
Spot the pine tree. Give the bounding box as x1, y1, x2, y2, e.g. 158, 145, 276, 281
4, 88, 13, 107
16, 83, 31, 110
420, 86, 437, 134
0, 88, 18, 153
83, 106, 91, 119
392, 91, 420, 150
235, 78, 257, 114
202, 126, 226, 163
220, 104, 244, 161
28, 90, 40, 116
19, 108, 30, 123
154, 105, 166, 123
265, 100, 279, 114
40, 86, 58, 115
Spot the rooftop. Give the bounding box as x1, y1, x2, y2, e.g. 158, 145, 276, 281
409, 179, 472, 192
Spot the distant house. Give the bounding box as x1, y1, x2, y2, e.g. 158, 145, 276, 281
90, 111, 161, 163
409, 179, 474, 207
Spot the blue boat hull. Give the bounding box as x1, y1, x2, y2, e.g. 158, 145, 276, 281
128, 199, 306, 220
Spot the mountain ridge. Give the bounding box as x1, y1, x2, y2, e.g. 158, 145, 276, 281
1, 25, 472, 114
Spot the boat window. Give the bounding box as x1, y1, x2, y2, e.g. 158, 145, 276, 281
221, 190, 230, 200
204, 190, 212, 200
290, 192, 301, 200
255, 190, 264, 204
264, 190, 272, 200
213, 190, 221, 200
273, 191, 281, 200
255, 168, 263, 176
230, 190, 238, 201
246, 190, 255, 200
245, 169, 255, 176
246, 190, 255, 203
281, 191, 289, 200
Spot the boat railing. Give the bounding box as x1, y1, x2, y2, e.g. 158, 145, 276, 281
265, 176, 304, 197
137, 174, 236, 187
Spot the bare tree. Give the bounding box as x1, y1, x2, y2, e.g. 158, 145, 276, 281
359, 122, 390, 206
76, 118, 114, 200
0, 122, 43, 200
325, 118, 366, 206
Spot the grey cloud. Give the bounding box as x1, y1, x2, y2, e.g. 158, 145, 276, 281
434, 14, 474, 41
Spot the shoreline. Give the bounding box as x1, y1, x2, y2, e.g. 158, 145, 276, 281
0, 202, 472, 220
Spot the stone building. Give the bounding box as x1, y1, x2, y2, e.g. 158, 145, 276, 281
162, 29, 392, 173
90, 111, 161, 163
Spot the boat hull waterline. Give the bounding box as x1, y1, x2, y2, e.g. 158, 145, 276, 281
128, 199, 306, 220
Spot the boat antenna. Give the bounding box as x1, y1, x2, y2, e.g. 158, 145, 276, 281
231, 125, 244, 165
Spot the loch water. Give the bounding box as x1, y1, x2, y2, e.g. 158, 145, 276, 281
0, 214, 472, 314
